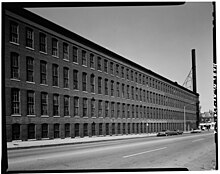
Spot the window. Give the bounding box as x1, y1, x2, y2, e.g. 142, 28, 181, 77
39, 33, 46, 53
135, 72, 138, 83
12, 124, 20, 140
64, 96, 70, 116
42, 123, 48, 138
105, 101, 109, 117
73, 70, 78, 90
83, 123, 88, 136
140, 89, 142, 101
73, 97, 79, 116
73, 46, 78, 63
11, 52, 19, 79
98, 100, 102, 117
54, 124, 60, 138
41, 92, 48, 115
127, 85, 130, 99
117, 103, 120, 118
28, 124, 35, 139
26, 57, 34, 82
122, 103, 125, 118
97, 57, 102, 71
52, 38, 58, 57
143, 75, 145, 85
27, 91, 35, 115
136, 88, 139, 101
126, 68, 129, 80
122, 83, 125, 98
52, 64, 59, 86
82, 50, 87, 66
131, 86, 134, 100
116, 64, 119, 76
110, 62, 114, 75
111, 80, 114, 96
111, 102, 114, 118
63, 67, 69, 88
104, 59, 108, 73
136, 105, 139, 118
75, 123, 80, 137
11, 88, 20, 115
116, 82, 120, 97
40, 61, 47, 84
65, 123, 70, 137
139, 74, 142, 84
121, 66, 124, 78
91, 98, 95, 117
90, 54, 94, 69
10, 21, 19, 43
83, 98, 88, 117
132, 105, 135, 118
82, 72, 87, 92
26, 27, 34, 48
105, 79, 108, 95
131, 70, 134, 81
90, 74, 95, 93
63, 42, 69, 60
98, 77, 102, 94
53, 94, 59, 116
127, 104, 130, 118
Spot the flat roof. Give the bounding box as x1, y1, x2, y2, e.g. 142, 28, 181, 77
3, 5, 199, 96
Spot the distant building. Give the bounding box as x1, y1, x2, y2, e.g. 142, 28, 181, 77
3, 6, 199, 142
199, 111, 215, 130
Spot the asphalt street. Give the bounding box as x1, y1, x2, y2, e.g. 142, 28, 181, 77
7, 132, 216, 171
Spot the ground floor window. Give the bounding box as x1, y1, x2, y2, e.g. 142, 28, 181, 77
65, 123, 70, 138
92, 122, 96, 136
42, 123, 48, 138
112, 123, 115, 135
123, 123, 126, 134
54, 123, 60, 138
99, 123, 102, 135
28, 123, 35, 139
12, 124, 20, 140
84, 123, 88, 136
75, 123, 80, 137
128, 123, 131, 134
118, 123, 121, 134
106, 123, 109, 135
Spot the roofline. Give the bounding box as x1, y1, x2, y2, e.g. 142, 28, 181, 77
3, 4, 199, 96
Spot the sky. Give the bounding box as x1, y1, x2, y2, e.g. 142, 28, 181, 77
27, 2, 214, 112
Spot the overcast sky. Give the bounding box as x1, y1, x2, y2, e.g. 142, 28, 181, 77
27, 2, 213, 112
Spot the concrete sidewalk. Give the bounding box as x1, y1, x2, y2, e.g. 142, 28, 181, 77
7, 133, 158, 150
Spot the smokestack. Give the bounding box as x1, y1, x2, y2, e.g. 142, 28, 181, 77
192, 49, 197, 93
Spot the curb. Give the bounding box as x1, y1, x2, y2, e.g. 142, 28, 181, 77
7, 134, 157, 150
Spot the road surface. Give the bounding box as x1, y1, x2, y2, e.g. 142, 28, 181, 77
7, 132, 216, 171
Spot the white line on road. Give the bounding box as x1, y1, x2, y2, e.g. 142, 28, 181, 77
123, 147, 167, 158
192, 138, 204, 142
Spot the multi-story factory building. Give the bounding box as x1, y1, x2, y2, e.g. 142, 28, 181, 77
3, 7, 199, 142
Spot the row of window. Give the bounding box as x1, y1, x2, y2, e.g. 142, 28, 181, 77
10, 52, 196, 111
11, 122, 183, 140
9, 20, 195, 102
11, 88, 196, 121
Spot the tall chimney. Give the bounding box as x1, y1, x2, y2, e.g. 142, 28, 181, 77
192, 49, 197, 93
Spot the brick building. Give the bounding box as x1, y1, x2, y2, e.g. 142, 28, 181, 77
3, 7, 199, 142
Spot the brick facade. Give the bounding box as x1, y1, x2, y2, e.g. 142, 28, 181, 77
3, 7, 199, 142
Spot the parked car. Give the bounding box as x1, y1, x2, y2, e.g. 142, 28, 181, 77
191, 129, 202, 133
166, 130, 178, 136
174, 129, 183, 135
157, 130, 167, 136
157, 130, 179, 136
